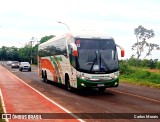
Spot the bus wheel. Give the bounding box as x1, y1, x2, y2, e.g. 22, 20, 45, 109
43, 71, 48, 83
65, 75, 72, 91
98, 87, 106, 92
41, 71, 44, 78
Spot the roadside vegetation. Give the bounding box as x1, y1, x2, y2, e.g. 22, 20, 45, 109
0, 35, 54, 64
119, 58, 160, 88
119, 25, 160, 88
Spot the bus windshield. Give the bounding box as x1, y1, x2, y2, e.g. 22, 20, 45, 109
76, 38, 118, 74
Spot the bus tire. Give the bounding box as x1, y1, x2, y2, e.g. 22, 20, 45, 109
65, 74, 72, 91
43, 71, 48, 83
41, 70, 44, 78
98, 87, 106, 92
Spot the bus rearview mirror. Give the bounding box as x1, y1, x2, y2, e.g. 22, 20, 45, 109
121, 49, 125, 57
69, 43, 78, 57
73, 50, 78, 57
116, 44, 125, 57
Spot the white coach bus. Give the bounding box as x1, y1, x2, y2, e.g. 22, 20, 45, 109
38, 31, 124, 92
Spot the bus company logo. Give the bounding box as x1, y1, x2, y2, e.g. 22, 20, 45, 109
2, 114, 11, 119
1, 114, 42, 120
92, 76, 110, 79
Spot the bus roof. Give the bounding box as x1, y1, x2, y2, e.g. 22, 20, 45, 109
38, 31, 114, 48
73, 31, 113, 39
70, 30, 113, 39
38, 34, 65, 48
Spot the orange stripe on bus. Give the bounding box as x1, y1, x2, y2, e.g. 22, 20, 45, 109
41, 59, 58, 82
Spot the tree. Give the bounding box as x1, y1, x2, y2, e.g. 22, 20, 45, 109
31, 35, 55, 64
39, 35, 55, 44
0, 46, 7, 60
132, 25, 160, 60
156, 61, 160, 69
18, 46, 31, 62
0, 35, 55, 64
147, 59, 158, 69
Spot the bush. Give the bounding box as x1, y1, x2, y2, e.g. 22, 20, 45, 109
133, 70, 151, 79
148, 73, 160, 84
156, 62, 160, 70
119, 61, 134, 75
119, 59, 160, 88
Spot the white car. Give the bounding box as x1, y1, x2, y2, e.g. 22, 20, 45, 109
19, 62, 31, 71
7, 61, 12, 66
11, 61, 19, 68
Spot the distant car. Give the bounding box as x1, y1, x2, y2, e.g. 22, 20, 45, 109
7, 61, 12, 66
19, 62, 31, 71
11, 61, 19, 68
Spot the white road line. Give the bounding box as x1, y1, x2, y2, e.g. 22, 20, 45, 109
4, 67, 85, 122
0, 89, 9, 122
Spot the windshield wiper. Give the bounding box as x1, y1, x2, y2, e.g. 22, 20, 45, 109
100, 57, 110, 71
99, 50, 110, 71
90, 50, 98, 72
90, 50, 110, 72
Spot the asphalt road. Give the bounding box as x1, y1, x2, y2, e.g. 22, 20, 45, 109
1, 62, 160, 122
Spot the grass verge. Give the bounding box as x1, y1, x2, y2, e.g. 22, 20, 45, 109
120, 77, 160, 88
119, 64, 160, 88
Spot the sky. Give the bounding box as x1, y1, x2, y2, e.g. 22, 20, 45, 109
0, 0, 160, 60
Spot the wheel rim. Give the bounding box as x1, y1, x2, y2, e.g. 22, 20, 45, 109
43, 72, 47, 82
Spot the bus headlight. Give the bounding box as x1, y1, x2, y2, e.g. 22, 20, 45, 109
81, 83, 86, 87
80, 76, 89, 80
114, 71, 119, 79
114, 82, 118, 86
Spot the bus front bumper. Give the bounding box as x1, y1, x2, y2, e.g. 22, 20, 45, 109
77, 77, 119, 89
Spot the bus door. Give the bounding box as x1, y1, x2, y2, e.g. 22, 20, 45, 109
68, 43, 78, 87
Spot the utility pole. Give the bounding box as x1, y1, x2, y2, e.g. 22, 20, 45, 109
30, 40, 34, 65
31, 37, 39, 44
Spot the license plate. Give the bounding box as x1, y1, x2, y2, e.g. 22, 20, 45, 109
97, 84, 104, 87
